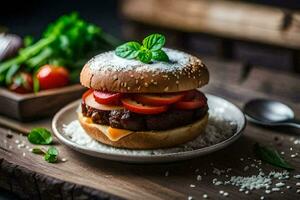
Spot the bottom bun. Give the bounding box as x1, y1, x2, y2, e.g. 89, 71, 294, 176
78, 112, 209, 149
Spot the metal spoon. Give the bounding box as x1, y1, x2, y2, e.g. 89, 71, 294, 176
244, 99, 300, 128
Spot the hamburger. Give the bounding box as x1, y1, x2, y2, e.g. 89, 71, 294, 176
79, 36, 209, 149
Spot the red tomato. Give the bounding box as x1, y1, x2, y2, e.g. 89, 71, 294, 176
174, 90, 207, 110
93, 91, 123, 105
121, 98, 168, 114
134, 93, 184, 106
9, 72, 33, 94
82, 89, 93, 103
36, 65, 69, 90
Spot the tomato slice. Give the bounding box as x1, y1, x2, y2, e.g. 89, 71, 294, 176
85, 93, 123, 111
174, 90, 207, 110
93, 91, 123, 105
134, 93, 184, 106
121, 98, 168, 114
82, 89, 93, 103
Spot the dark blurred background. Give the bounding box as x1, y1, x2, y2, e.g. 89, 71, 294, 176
1, 0, 300, 73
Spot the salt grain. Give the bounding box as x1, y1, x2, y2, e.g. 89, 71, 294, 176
197, 175, 202, 181
165, 171, 169, 177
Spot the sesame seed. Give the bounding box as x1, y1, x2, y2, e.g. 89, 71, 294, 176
296, 182, 300, 186
265, 190, 271, 194
272, 188, 280, 191
176, 81, 179, 84
260, 196, 264, 200
245, 190, 249, 194
190, 184, 195, 188
22, 152, 26, 157
202, 194, 208, 199
61, 158, 68, 162
297, 189, 300, 193
164, 87, 169, 92
127, 87, 130, 90
15, 140, 20, 144
144, 83, 149, 87
188, 196, 193, 200
219, 190, 224, 194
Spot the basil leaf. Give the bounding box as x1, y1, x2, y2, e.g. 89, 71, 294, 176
32, 147, 46, 154
152, 50, 169, 62
115, 42, 141, 59
28, 128, 52, 145
254, 143, 294, 170
138, 49, 152, 63
44, 147, 58, 163
142, 34, 165, 51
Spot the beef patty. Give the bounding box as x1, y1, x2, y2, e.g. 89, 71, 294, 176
82, 103, 208, 131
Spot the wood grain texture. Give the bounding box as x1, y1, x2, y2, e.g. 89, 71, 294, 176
0, 58, 300, 199
121, 0, 300, 49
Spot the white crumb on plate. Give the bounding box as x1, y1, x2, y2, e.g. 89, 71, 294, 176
62, 111, 237, 156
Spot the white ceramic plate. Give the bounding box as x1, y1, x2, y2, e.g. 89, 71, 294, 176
52, 94, 246, 163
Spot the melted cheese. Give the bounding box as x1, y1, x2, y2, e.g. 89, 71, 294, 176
107, 127, 133, 141
81, 114, 133, 141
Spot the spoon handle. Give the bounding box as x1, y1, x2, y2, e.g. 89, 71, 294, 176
285, 119, 300, 129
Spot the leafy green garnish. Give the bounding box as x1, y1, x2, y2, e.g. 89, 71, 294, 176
44, 147, 59, 163
28, 128, 52, 145
142, 34, 165, 51
115, 33, 169, 63
0, 12, 119, 87
254, 143, 294, 170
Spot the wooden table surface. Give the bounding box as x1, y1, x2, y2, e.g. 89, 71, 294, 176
0, 58, 300, 200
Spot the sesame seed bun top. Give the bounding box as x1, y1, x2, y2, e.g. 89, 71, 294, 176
80, 48, 209, 93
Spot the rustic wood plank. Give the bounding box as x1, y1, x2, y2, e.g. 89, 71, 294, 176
241, 66, 300, 103
0, 84, 85, 121
121, 0, 300, 49
0, 81, 300, 199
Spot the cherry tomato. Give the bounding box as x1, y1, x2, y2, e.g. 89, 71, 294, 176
174, 90, 207, 110
82, 89, 93, 103
9, 72, 33, 94
134, 93, 184, 106
121, 98, 168, 114
36, 65, 69, 90
93, 91, 123, 105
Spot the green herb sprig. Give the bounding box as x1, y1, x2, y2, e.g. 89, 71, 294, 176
32, 146, 59, 163
254, 143, 294, 170
28, 128, 59, 163
28, 128, 53, 145
115, 33, 169, 63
